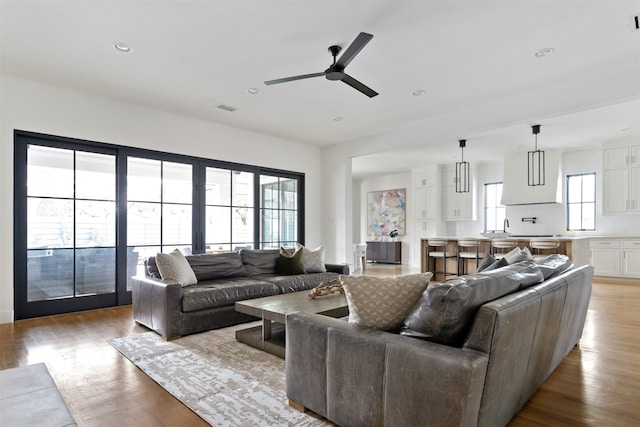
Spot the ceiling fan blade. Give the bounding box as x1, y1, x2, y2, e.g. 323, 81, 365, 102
341, 74, 378, 98
264, 72, 325, 85
335, 32, 373, 69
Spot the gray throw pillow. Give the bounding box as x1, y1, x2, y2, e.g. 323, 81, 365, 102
476, 253, 497, 272
503, 246, 533, 264
482, 257, 509, 272
534, 254, 573, 280
295, 243, 327, 273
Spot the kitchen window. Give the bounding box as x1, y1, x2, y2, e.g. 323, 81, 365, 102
484, 182, 506, 232
566, 173, 596, 231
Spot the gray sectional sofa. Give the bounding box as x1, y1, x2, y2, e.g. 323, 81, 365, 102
286, 256, 593, 427
132, 249, 349, 340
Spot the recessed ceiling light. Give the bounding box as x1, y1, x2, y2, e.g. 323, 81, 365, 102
247, 88, 260, 94
333, 116, 344, 122
412, 89, 427, 96
113, 42, 131, 53
534, 48, 554, 58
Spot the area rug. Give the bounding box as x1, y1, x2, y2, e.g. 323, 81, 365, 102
0, 363, 77, 426
108, 324, 330, 426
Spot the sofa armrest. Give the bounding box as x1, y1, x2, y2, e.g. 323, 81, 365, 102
131, 275, 183, 340
286, 312, 488, 427
324, 263, 350, 275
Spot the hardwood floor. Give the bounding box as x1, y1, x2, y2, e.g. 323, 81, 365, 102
1, 268, 639, 426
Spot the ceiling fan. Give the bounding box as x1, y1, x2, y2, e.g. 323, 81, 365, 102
264, 32, 378, 98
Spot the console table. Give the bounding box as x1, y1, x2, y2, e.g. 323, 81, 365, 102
366, 241, 402, 264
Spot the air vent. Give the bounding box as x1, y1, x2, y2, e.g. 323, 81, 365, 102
217, 104, 237, 112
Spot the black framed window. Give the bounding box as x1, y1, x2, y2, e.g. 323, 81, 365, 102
14, 130, 304, 319
566, 173, 596, 231
484, 182, 506, 232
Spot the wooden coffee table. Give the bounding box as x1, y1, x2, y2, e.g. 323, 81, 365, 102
235, 291, 348, 358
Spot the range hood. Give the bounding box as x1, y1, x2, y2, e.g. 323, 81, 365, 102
501, 149, 562, 205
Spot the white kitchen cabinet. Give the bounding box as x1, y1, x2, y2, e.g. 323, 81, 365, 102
622, 240, 640, 278
412, 168, 437, 187
413, 186, 437, 219
589, 239, 622, 277
603, 144, 640, 214
441, 167, 476, 221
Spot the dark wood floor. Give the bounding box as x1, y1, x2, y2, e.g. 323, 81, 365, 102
1, 267, 639, 426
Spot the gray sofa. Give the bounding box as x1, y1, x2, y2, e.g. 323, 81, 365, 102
132, 249, 349, 340
286, 257, 593, 427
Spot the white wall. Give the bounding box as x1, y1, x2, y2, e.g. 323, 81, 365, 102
0, 75, 324, 323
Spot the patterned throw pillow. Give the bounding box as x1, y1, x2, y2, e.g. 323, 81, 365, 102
155, 249, 197, 286
340, 273, 433, 331
295, 243, 327, 273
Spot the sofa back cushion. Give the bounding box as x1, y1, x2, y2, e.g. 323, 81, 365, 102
185, 252, 248, 281
401, 261, 544, 345
240, 249, 279, 275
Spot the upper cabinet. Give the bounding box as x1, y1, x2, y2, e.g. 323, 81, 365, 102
441, 166, 476, 221
412, 167, 438, 220
603, 144, 640, 214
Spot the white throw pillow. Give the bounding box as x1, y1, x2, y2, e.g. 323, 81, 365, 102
295, 243, 326, 273
155, 249, 197, 286
340, 272, 433, 331
503, 246, 533, 264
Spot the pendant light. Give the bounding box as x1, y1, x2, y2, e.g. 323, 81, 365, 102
527, 124, 545, 186
456, 139, 470, 193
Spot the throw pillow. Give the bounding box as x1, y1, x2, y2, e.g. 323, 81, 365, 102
476, 253, 497, 272
275, 247, 306, 275
482, 256, 509, 272
155, 249, 197, 286
534, 254, 573, 280
503, 246, 533, 264
340, 272, 433, 331
295, 243, 327, 273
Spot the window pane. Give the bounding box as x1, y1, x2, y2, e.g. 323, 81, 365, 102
76, 200, 116, 247
76, 152, 116, 200
582, 202, 595, 229
163, 162, 192, 204
206, 168, 231, 205
27, 248, 74, 301
128, 157, 161, 202
127, 202, 161, 245
282, 179, 297, 209
206, 206, 231, 244
582, 174, 595, 203
232, 171, 254, 207
261, 176, 279, 208
126, 247, 142, 291
27, 146, 74, 198
232, 207, 253, 244
28, 198, 74, 249
76, 248, 115, 295
162, 204, 192, 245
567, 176, 581, 203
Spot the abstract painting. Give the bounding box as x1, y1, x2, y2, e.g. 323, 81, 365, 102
367, 188, 406, 236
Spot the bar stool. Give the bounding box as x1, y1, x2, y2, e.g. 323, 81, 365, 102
353, 243, 367, 272
427, 239, 457, 280
491, 239, 518, 259
457, 239, 487, 275
529, 239, 559, 260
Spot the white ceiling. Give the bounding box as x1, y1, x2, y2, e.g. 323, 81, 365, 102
2, 1, 639, 178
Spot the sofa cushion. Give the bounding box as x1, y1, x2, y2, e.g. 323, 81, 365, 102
534, 254, 573, 279
483, 257, 509, 272
295, 243, 327, 273
340, 273, 433, 331
155, 249, 198, 286
276, 247, 307, 275
401, 261, 543, 345
185, 252, 248, 281
241, 249, 279, 275
476, 253, 496, 272
180, 277, 281, 312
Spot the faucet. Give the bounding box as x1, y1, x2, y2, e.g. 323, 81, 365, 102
503, 218, 510, 233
